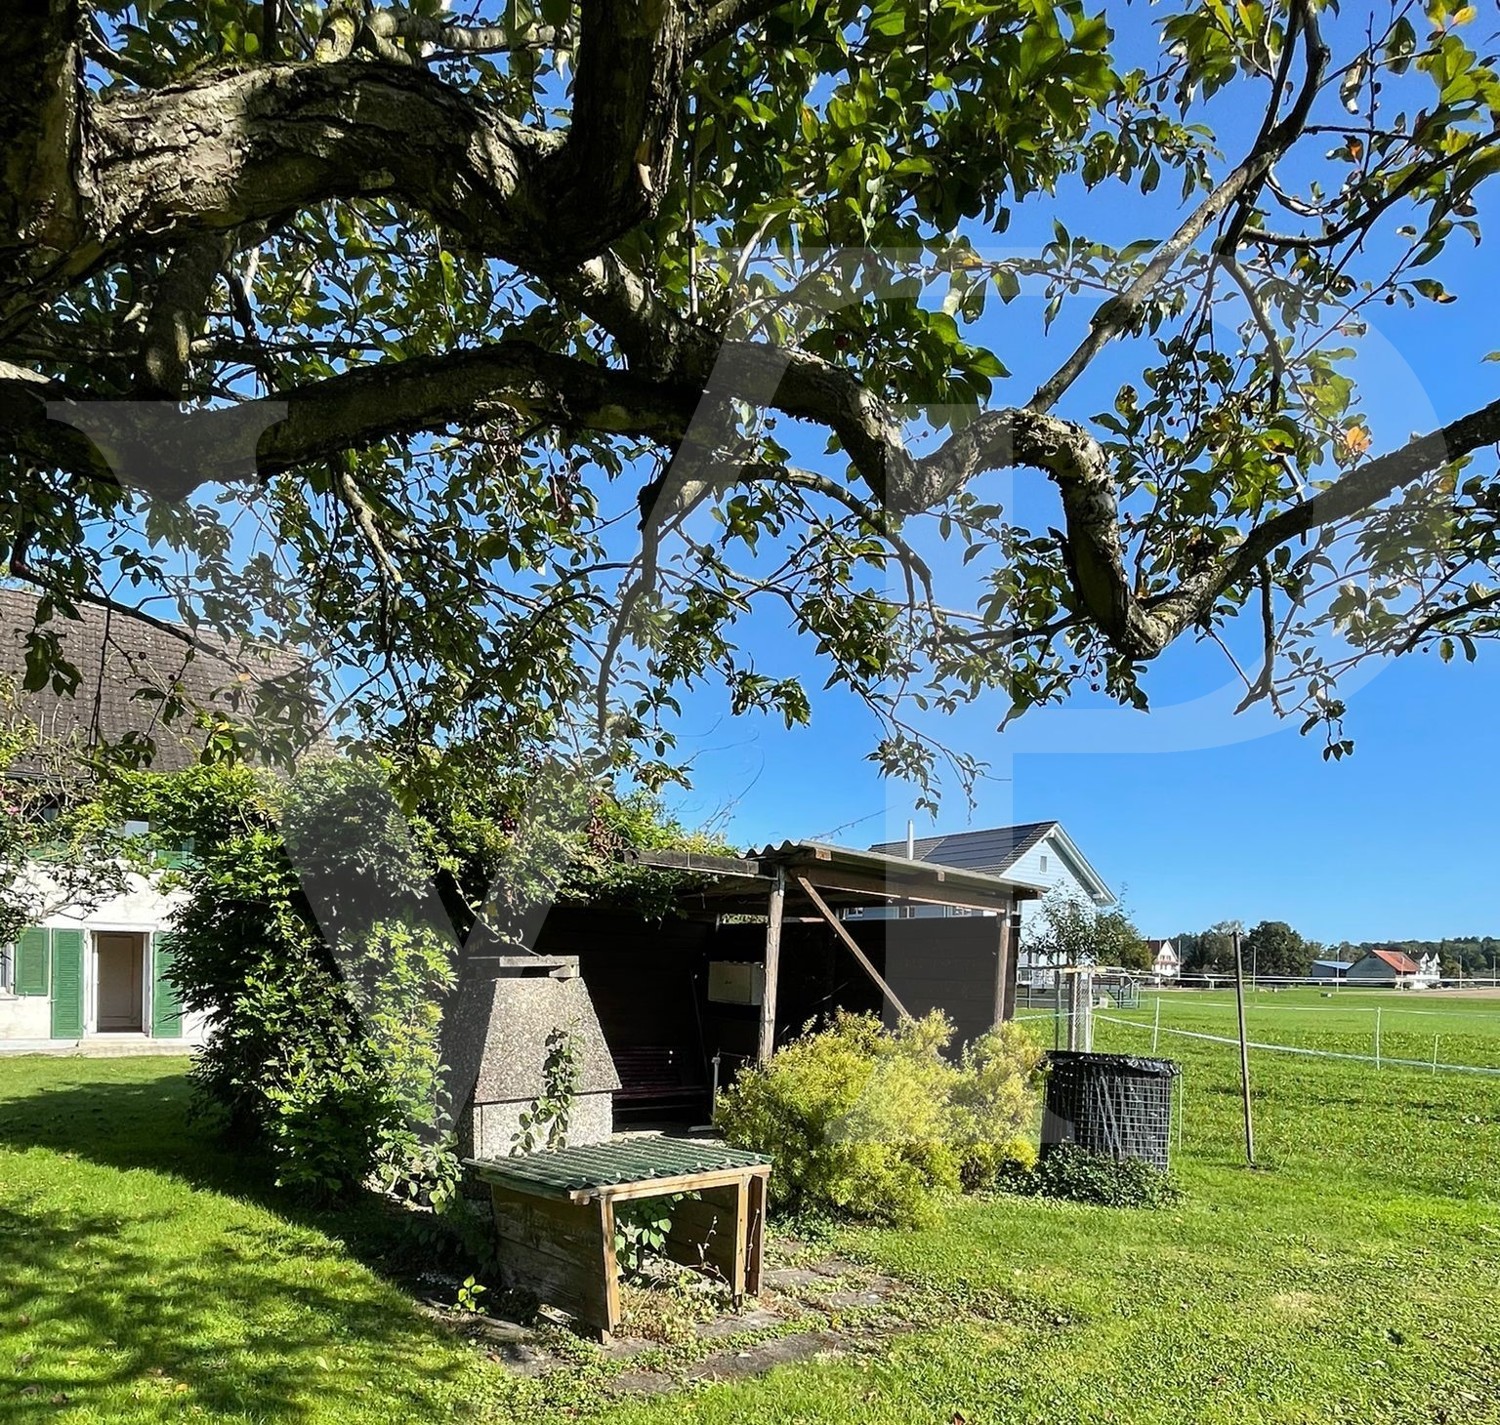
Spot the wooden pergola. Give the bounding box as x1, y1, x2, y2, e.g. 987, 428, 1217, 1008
638, 841, 1041, 1062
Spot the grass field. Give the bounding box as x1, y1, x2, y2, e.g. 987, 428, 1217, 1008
3, 992, 1499, 1424
1090, 985, 1500, 1074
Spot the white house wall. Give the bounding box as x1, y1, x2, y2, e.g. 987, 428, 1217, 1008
0, 986, 50, 1039
1, 866, 210, 1047
1014, 832, 1112, 966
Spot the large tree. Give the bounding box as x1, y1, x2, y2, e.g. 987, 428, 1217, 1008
1242, 917, 1311, 978
4, 0, 1500, 790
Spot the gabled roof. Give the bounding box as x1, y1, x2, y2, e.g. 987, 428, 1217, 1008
0, 586, 313, 773
869, 821, 1115, 906
1362, 948, 1422, 975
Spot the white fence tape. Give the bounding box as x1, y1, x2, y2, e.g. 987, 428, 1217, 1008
1094, 1012, 1500, 1078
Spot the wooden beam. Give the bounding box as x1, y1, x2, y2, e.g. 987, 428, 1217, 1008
757, 866, 786, 1063
744, 1171, 767, 1297
1003, 908, 1022, 1021
794, 875, 915, 1024
776, 862, 1019, 914
596, 1197, 621, 1342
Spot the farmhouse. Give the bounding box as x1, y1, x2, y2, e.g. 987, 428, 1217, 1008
1346, 948, 1422, 985
1311, 957, 1353, 982
0, 589, 308, 1051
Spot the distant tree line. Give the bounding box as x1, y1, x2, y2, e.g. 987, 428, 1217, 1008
1169, 925, 1500, 980
1170, 922, 1326, 979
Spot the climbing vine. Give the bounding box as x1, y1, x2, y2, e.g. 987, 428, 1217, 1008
512, 1024, 584, 1155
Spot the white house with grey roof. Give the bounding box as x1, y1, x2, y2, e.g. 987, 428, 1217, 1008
856, 820, 1114, 963
858, 822, 1116, 987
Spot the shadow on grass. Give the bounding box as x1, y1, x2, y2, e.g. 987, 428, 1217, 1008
0, 1203, 470, 1422
0, 1065, 464, 1309
0, 1063, 493, 1421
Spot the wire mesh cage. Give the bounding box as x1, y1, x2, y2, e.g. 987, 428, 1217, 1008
1041, 1050, 1181, 1171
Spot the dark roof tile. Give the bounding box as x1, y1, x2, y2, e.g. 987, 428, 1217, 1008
0, 586, 310, 772
868, 821, 1059, 876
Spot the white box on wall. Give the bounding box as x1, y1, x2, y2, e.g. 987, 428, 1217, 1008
707, 961, 765, 1006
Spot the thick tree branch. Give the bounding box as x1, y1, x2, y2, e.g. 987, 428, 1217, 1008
2, 59, 552, 342
536, 0, 687, 256
2, 340, 698, 496
137, 233, 235, 398
366, 7, 572, 55
688, 0, 788, 54
0, 0, 88, 279
1203, 396, 1500, 604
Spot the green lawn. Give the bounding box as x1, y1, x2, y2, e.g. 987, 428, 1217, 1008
4, 994, 1500, 1424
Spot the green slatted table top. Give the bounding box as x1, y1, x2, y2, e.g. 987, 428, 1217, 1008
466, 1136, 771, 1201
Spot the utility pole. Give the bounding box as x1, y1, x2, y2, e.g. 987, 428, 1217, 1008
1233, 929, 1256, 1167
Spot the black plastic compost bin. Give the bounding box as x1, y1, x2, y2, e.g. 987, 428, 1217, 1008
1041, 1051, 1181, 1171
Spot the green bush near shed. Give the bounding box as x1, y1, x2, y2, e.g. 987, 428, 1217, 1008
714, 1011, 1042, 1226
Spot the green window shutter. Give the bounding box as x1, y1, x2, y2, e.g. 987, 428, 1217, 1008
152, 933, 183, 1039
14, 928, 50, 997
49, 929, 84, 1040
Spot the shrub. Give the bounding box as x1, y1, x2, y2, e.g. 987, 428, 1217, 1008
950, 1021, 1046, 1191
999, 1143, 1182, 1208
714, 1011, 1040, 1226
159, 763, 458, 1201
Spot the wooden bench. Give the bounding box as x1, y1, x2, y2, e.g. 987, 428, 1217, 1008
466, 1137, 771, 1341
610, 1045, 707, 1115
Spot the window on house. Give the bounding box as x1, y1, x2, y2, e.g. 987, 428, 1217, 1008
0, 942, 11, 994
1039, 854, 1049, 873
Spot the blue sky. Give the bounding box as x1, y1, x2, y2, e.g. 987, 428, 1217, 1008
661, 632, 1500, 947
653, 14, 1500, 948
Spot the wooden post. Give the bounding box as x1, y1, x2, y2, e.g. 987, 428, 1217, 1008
993, 908, 1013, 1027
744, 1171, 767, 1296
1233, 929, 1255, 1167
597, 1197, 621, 1342
757, 865, 786, 1063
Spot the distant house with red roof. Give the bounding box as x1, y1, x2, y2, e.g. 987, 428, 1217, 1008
1346, 948, 1423, 985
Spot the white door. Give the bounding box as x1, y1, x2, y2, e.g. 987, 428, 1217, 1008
95, 932, 145, 1032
